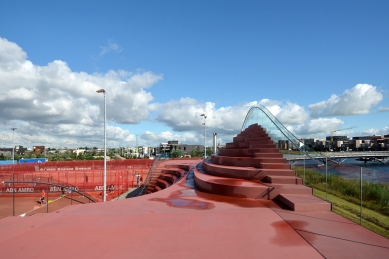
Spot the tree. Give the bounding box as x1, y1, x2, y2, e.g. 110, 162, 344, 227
190, 147, 202, 157
171, 149, 184, 158
206, 147, 214, 157
77, 152, 86, 160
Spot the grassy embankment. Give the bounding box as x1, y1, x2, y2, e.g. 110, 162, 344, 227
292, 166, 389, 239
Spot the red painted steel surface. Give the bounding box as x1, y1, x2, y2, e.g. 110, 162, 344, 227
0, 130, 388, 258
0, 159, 388, 258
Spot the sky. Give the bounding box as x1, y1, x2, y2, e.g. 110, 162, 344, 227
0, 0, 388, 149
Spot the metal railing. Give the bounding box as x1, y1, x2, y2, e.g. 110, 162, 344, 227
242, 105, 328, 165
137, 156, 168, 196
241, 105, 389, 238
292, 155, 389, 238
1, 176, 97, 218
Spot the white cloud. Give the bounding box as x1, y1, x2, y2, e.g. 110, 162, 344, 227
0, 37, 162, 125
309, 84, 383, 117
1, 37, 386, 149
293, 118, 345, 137
0, 38, 27, 71
379, 106, 389, 112
154, 98, 249, 133
359, 127, 389, 136
0, 37, 162, 147
153, 99, 311, 145
268, 101, 309, 125
99, 40, 123, 56
2, 120, 136, 148
136, 130, 199, 145
259, 99, 282, 116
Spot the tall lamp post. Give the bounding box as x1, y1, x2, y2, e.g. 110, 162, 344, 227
11, 128, 17, 216
146, 133, 156, 158
11, 128, 17, 164
96, 89, 107, 202
200, 114, 207, 159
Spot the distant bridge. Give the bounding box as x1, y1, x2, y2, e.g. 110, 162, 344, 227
284, 151, 389, 165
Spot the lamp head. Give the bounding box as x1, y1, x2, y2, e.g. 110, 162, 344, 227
96, 89, 106, 93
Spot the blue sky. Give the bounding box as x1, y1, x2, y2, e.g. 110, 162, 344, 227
0, 0, 388, 149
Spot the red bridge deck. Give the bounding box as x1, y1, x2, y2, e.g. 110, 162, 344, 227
0, 159, 388, 258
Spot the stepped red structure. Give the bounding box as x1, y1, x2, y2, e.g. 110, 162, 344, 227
144, 159, 198, 194
195, 123, 331, 212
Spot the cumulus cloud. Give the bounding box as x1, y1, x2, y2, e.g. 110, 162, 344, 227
0, 37, 161, 147
2, 37, 385, 148
3, 120, 136, 148
359, 127, 389, 136
139, 130, 201, 146
0, 37, 162, 125
309, 84, 383, 117
153, 98, 250, 133
0, 38, 27, 71
154, 98, 311, 135
293, 118, 345, 137
262, 101, 309, 125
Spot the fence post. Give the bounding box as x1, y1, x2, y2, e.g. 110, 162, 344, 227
326, 156, 328, 201
12, 172, 15, 217
116, 172, 119, 197
303, 146, 306, 185
360, 167, 363, 226
46, 184, 49, 214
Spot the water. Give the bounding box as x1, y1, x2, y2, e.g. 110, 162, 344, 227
344, 158, 389, 173
293, 158, 389, 183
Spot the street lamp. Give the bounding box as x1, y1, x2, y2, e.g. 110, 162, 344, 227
146, 133, 156, 158
96, 89, 107, 202
11, 127, 17, 216
11, 128, 17, 164
200, 114, 207, 159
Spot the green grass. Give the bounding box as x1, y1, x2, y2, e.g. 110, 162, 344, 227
293, 166, 389, 239
313, 189, 389, 239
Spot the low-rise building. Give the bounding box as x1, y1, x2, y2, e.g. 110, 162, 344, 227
33, 146, 45, 154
